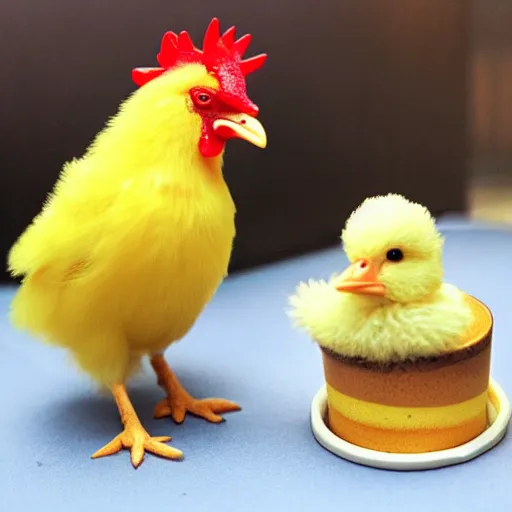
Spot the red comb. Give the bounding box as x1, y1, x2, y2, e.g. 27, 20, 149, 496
132, 18, 267, 115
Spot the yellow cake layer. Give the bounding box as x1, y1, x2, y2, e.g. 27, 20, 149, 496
326, 383, 488, 430
328, 406, 488, 453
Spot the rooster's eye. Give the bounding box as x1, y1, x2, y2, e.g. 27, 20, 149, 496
191, 89, 213, 108
190, 88, 215, 110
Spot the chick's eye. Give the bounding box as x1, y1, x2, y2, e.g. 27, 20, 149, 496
386, 248, 404, 262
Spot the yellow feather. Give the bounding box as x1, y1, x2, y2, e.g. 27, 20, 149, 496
289, 278, 472, 362
8, 64, 236, 386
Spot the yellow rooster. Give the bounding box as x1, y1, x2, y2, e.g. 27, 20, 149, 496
7, 18, 267, 468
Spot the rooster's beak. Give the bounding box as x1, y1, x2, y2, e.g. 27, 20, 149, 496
335, 259, 386, 296
213, 113, 267, 149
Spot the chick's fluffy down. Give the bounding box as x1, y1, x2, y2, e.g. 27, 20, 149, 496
288, 276, 472, 363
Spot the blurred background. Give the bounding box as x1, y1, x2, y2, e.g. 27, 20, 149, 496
469, 0, 512, 224
0, 0, 511, 283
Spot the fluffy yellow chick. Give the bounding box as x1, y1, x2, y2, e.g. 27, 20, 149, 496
7, 19, 267, 468
289, 194, 472, 363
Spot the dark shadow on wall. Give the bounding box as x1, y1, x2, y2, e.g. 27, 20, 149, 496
0, 0, 469, 282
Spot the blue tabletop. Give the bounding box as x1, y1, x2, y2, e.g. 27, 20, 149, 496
1, 218, 511, 512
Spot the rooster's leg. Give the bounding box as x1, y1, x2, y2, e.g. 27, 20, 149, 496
150, 354, 241, 424
91, 383, 183, 468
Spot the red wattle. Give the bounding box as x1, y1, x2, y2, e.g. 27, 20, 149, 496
198, 122, 225, 158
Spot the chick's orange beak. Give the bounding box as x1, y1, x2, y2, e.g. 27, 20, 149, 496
335, 259, 386, 296
213, 113, 267, 149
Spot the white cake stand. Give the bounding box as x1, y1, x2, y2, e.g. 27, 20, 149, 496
311, 378, 511, 471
